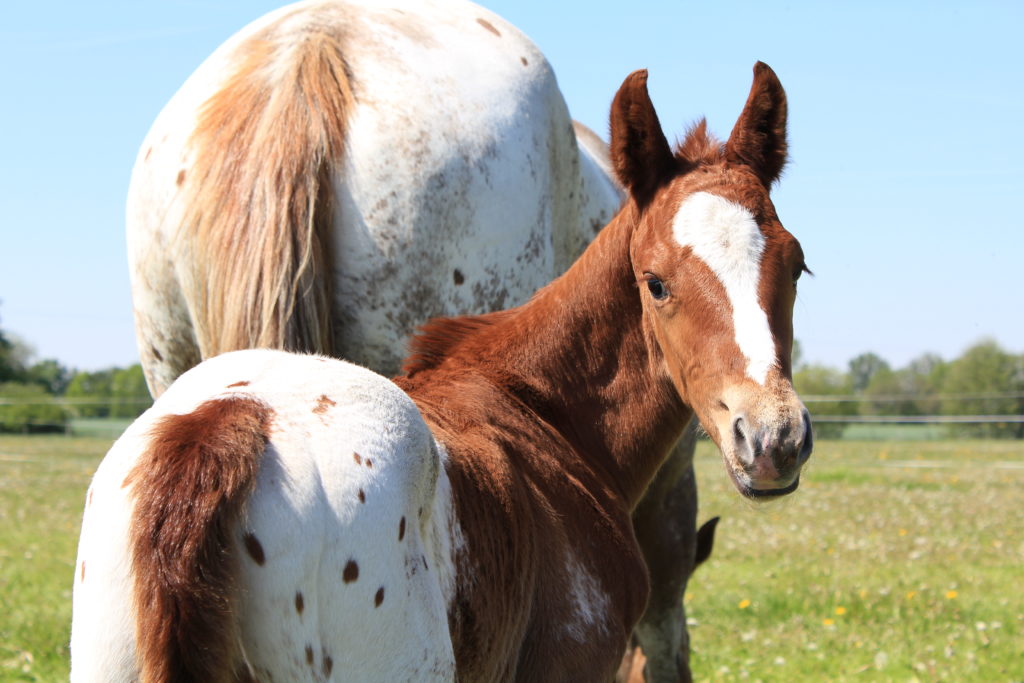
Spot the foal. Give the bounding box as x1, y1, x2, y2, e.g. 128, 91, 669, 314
71, 64, 810, 682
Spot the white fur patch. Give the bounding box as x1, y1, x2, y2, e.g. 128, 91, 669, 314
672, 192, 776, 384
564, 557, 609, 642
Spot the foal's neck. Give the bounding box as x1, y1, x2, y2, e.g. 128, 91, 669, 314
405, 207, 690, 506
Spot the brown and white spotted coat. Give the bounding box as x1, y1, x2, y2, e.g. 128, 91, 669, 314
124, 1, 710, 679
74, 64, 810, 682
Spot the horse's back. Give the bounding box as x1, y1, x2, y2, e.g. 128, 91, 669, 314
71, 350, 455, 681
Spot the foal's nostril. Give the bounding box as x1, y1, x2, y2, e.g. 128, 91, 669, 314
732, 415, 746, 444
798, 410, 814, 463
732, 414, 758, 465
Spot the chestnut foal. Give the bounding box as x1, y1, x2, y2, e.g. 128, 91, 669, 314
71, 64, 810, 682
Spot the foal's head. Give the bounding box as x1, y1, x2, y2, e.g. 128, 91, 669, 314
611, 63, 811, 498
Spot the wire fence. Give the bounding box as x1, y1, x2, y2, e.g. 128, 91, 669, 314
0, 394, 1022, 438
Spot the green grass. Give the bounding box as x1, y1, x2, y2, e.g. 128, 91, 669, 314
0, 434, 1022, 681
0, 435, 113, 681
67, 418, 134, 439
688, 439, 1024, 682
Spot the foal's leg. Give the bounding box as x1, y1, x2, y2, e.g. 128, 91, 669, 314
626, 422, 700, 683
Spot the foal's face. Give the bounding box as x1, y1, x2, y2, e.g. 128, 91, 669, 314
610, 63, 812, 498
632, 166, 812, 497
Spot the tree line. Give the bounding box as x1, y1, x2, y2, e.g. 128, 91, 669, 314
793, 338, 1024, 438
0, 313, 151, 432
1, 309, 1021, 437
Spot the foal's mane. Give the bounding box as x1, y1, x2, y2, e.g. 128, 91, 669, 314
675, 119, 722, 166
402, 311, 512, 377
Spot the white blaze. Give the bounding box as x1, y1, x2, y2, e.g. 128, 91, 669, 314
671, 192, 776, 384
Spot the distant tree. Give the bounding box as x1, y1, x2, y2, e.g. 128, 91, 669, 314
0, 309, 25, 383
0, 382, 70, 433
65, 369, 115, 418
940, 339, 1024, 438
24, 359, 72, 395
862, 367, 908, 416
793, 364, 854, 438
109, 364, 153, 418
848, 352, 891, 393
903, 353, 947, 415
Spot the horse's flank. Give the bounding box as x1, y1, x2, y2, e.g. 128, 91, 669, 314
181, 11, 352, 358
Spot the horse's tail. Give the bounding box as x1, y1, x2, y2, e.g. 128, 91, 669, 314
126, 396, 272, 682
179, 21, 354, 358
694, 516, 720, 568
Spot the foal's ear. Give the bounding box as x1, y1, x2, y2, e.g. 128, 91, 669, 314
609, 70, 677, 207
725, 62, 789, 186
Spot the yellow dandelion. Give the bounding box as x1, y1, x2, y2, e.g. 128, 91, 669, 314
898, 528, 908, 537
858, 589, 868, 599
878, 450, 888, 460
835, 606, 847, 616
945, 590, 958, 600
826, 547, 835, 555
906, 591, 917, 600
684, 592, 694, 603
738, 599, 751, 609
822, 618, 835, 626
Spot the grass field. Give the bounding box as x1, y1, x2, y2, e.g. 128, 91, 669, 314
0, 434, 1021, 681
688, 439, 1024, 682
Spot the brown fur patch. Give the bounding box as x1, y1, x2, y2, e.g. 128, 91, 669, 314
398, 516, 406, 541
358, 488, 365, 503
353, 451, 362, 466
374, 586, 385, 607
176, 169, 186, 187
313, 394, 336, 415
126, 396, 272, 682
520, 56, 528, 66
305, 644, 314, 666
243, 533, 265, 565
342, 560, 359, 583
181, 17, 353, 359
322, 652, 333, 677
295, 591, 304, 614
227, 380, 250, 388
476, 18, 500, 36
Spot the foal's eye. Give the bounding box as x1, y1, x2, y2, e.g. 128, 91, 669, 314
646, 275, 669, 301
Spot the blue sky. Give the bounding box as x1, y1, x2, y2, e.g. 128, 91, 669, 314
2, 0, 1021, 372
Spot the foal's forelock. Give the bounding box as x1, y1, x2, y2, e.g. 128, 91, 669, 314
672, 191, 777, 385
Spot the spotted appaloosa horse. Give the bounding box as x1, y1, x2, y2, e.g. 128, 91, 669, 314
127, 0, 623, 393
125, 1, 709, 679
72, 64, 811, 681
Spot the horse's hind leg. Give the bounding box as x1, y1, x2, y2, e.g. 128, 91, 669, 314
627, 422, 700, 683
